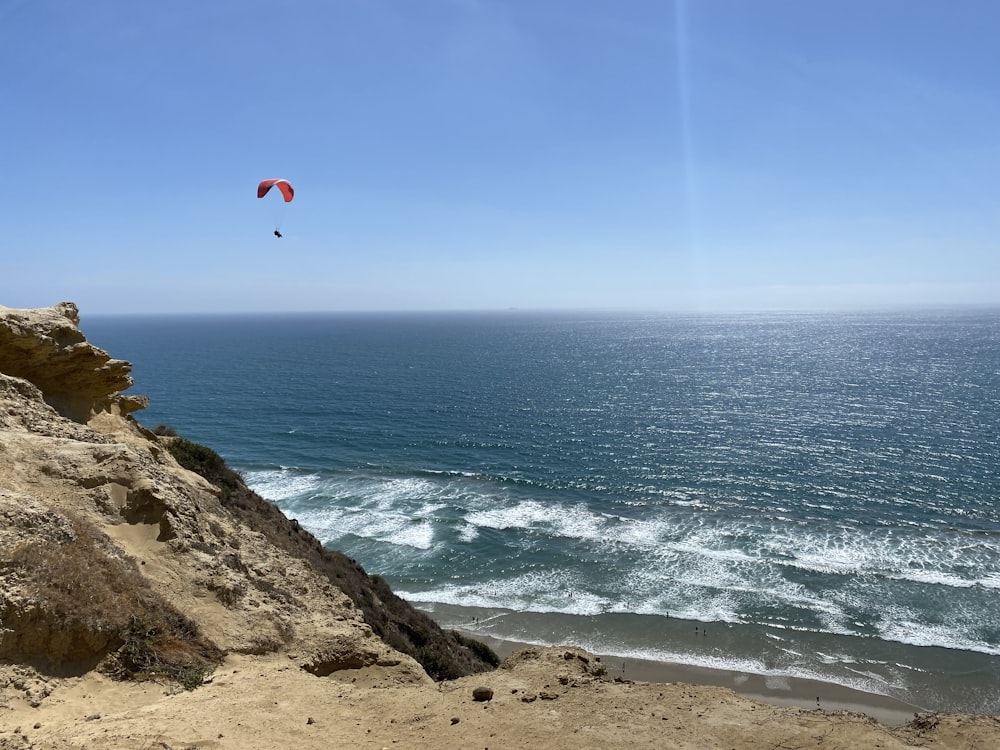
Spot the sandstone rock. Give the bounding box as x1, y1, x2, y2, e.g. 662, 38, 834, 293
0, 302, 146, 423
501, 646, 607, 682
300, 633, 384, 676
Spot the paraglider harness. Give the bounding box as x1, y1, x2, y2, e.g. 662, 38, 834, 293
273, 229, 282, 238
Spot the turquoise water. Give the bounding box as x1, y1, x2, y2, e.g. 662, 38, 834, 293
85, 309, 1000, 713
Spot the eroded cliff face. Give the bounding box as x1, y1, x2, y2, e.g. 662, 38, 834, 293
0, 303, 146, 424
0, 303, 492, 689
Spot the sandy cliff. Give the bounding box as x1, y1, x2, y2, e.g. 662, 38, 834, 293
1, 303, 997, 749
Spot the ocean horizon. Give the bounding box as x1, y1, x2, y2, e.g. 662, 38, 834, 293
84, 307, 1000, 714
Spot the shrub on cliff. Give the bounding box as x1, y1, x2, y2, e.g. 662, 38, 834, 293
160, 433, 243, 497
9, 514, 223, 688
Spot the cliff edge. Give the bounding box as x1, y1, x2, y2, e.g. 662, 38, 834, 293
0, 302, 493, 687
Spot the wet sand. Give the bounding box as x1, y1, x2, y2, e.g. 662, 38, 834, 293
468, 632, 926, 727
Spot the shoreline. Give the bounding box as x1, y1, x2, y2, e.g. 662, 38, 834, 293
414, 601, 1000, 717
461, 630, 926, 727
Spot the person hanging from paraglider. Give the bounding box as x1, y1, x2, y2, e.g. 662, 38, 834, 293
257, 178, 294, 238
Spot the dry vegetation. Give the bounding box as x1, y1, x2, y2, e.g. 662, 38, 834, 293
9, 513, 223, 689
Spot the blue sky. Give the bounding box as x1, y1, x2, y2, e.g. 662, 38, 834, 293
2, 0, 997, 314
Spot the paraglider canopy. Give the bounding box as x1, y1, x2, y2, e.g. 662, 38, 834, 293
257, 178, 294, 202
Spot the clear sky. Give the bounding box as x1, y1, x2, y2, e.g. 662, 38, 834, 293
2, 0, 998, 315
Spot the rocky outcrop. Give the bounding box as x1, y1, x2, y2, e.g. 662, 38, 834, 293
0, 302, 147, 423
0, 303, 494, 690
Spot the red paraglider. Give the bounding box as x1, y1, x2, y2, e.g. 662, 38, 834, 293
257, 178, 294, 202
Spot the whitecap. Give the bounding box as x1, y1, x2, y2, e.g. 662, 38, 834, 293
458, 523, 479, 543
244, 468, 324, 503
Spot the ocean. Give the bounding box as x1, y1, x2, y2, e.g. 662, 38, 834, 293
83, 308, 1000, 714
